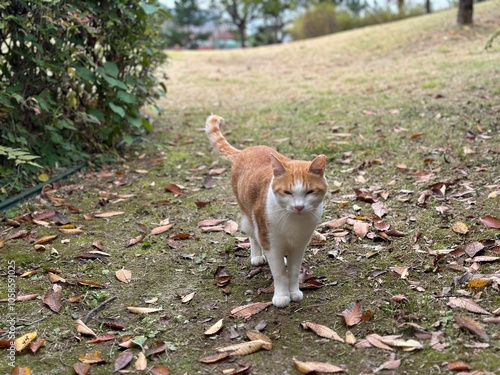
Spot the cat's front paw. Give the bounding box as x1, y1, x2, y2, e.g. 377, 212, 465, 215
251, 255, 267, 266
272, 295, 291, 308
290, 290, 303, 302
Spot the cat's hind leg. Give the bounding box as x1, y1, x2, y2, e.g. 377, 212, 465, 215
241, 215, 266, 266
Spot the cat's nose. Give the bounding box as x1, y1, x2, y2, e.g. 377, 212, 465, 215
295, 205, 304, 212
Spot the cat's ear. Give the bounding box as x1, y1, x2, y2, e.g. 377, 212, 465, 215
270, 153, 286, 177
309, 155, 326, 176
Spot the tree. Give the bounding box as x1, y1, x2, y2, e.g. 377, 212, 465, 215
457, 0, 473, 24
261, 0, 302, 43
221, 0, 262, 47
165, 0, 209, 48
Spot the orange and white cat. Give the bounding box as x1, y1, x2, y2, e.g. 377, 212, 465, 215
205, 115, 328, 308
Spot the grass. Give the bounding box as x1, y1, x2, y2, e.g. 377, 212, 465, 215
1, 2, 500, 374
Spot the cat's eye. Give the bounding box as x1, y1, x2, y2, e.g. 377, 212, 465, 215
306, 190, 314, 195
284, 190, 292, 195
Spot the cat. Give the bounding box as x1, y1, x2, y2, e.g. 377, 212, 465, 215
205, 115, 328, 308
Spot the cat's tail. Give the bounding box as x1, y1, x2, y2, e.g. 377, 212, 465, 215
205, 115, 241, 162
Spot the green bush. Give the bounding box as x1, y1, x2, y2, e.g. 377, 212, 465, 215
289, 4, 425, 40
0, 0, 168, 199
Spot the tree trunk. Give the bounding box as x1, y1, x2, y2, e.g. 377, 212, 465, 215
238, 22, 246, 48
425, 0, 432, 13
457, 0, 473, 25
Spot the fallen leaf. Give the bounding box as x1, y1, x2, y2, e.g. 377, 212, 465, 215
451, 222, 469, 235
353, 221, 370, 239
73, 362, 90, 375
214, 265, 232, 287
127, 306, 163, 314
199, 351, 231, 364
115, 269, 132, 283
95, 317, 127, 330
150, 365, 170, 375
466, 278, 491, 288
216, 339, 268, 356
292, 358, 346, 373
479, 215, 500, 229
87, 334, 115, 343
125, 234, 145, 247
165, 183, 185, 195
28, 336, 45, 353
447, 297, 491, 315
447, 360, 471, 371
378, 337, 423, 351
454, 315, 489, 342
230, 302, 273, 319
464, 242, 485, 257
345, 330, 356, 345
320, 217, 348, 228
114, 350, 133, 371
372, 201, 389, 217
181, 292, 195, 303
94, 211, 125, 218
224, 220, 239, 235
245, 331, 272, 350
374, 356, 401, 373
198, 219, 226, 227
34, 234, 58, 245
15, 332, 37, 352
59, 228, 84, 235
340, 301, 362, 326
204, 318, 224, 335
42, 284, 62, 313
144, 340, 167, 357
74, 319, 97, 337
301, 321, 344, 342
151, 224, 175, 235
365, 334, 394, 351
355, 189, 378, 203
135, 351, 148, 371
78, 351, 104, 364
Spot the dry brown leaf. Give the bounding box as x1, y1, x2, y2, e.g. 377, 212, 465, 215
200, 225, 224, 232
447, 297, 491, 315
165, 183, 185, 195
204, 318, 224, 335
224, 220, 239, 235
447, 360, 471, 371
301, 321, 344, 342
372, 201, 389, 217
150, 224, 175, 235
466, 278, 491, 288
94, 211, 125, 218
115, 269, 132, 283
374, 355, 401, 373
454, 315, 490, 342
59, 228, 84, 235
365, 334, 395, 351
78, 351, 104, 364
87, 334, 115, 343
15, 332, 37, 352
48, 272, 66, 283
345, 330, 356, 345
340, 301, 362, 326
246, 331, 272, 350
199, 351, 231, 364
197, 218, 226, 227
230, 302, 273, 318
479, 215, 500, 229
73, 362, 90, 375
464, 242, 485, 257
465, 256, 499, 263
75, 319, 97, 337
217, 339, 267, 356
127, 306, 163, 314
125, 234, 145, 247
378, 337, 423, 351
135, 351, 148, 371
34, 234, 58, 245
451, 222, 469, 234
320, 216, 348, 228
42, 284, 62, 313
292, 358, 346, 373
114, 350, 133, 371
353, 221, 370, 239
181, 291, 195, 303
28, 336, 46, 353
150, 365, 171, 375
214, 265, 232, 287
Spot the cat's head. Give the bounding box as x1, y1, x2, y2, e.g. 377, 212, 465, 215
270, 154, 328, 214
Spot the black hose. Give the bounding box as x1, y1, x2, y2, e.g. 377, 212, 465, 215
0, 163, 86, 212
